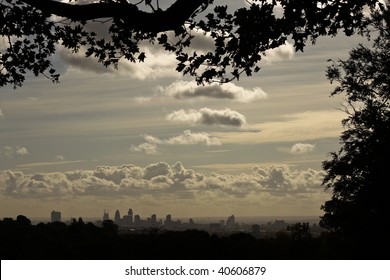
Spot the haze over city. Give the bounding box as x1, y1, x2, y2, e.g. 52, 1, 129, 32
0, 0, 372, 219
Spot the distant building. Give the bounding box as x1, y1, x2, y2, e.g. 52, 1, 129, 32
150, 214, 157, 227
122, 208, 133, 226
51, 211, 61, 222
226, 214, 236, 229
128, 209, 133, 222
134, 214, 141, 226
103, 210, 109, 221
114, 210, 121, 224
164, 214, 181, 229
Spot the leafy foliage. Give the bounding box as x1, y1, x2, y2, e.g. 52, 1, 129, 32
0, 0, 60, 87
0, 0, 383, 87
320, 5, 390, 240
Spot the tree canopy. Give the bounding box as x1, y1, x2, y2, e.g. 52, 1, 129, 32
0, 0, 383, 88
320, 5, 390, 242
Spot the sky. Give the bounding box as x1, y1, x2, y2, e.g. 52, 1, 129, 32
0, 0, 372, 221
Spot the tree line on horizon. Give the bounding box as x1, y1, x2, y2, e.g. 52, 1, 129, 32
0, 214, 388, 259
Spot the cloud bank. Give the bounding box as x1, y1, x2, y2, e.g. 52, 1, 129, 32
0, 162, 326, 200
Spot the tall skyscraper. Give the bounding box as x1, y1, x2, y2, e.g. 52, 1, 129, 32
226, 214, 236, 229
122, 208, 133, 226
114, 209, 121, 224
134, 214, 141, 226
127, 208, 133, 224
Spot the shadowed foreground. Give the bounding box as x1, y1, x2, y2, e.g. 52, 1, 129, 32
1, 216, 389, 260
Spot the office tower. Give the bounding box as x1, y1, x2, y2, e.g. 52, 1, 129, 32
114, 209, 121, 224
123, 208, 133, 226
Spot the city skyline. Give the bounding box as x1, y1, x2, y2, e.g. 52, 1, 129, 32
35, 208, 323, 238
28, 207, 321, 227
0, 0, 372, 219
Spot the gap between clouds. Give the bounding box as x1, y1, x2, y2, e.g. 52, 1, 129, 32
213, 110, 345, 144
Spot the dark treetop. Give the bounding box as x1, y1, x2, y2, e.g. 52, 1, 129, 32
0, 0, 382, 87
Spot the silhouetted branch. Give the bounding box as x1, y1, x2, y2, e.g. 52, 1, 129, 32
19, 0, 210, 33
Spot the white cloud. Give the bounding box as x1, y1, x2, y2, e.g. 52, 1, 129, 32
166, 108, 247, 127
143, 162, 172, 180
290, 143, 316, 155
160, 80, 267, 103
0, 109, 4, 118
1, 146, 29, 158
164, 130, 221, 146
263, 42, 294, 63
16, 147, 29, 155
130, 130, 221, 154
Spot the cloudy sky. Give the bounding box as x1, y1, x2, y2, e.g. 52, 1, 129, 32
0, 0, 371, 221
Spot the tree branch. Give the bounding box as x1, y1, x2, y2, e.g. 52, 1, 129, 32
19, 0, 210, 33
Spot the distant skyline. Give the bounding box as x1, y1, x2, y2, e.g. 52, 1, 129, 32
0, 1, 372, 219
27, 209, 322, 225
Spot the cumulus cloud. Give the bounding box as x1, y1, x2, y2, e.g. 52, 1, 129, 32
16, 147, 29, 155
253, 165, 325, 193
160, 81, 267, 103
1, 146, 29, 158
0, 162, 326, 200
166, 108, 247, 127
130, 130, 221, 154
263, 42, 294, 63
164, 130, 221, 146
290, 143, 315, 155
